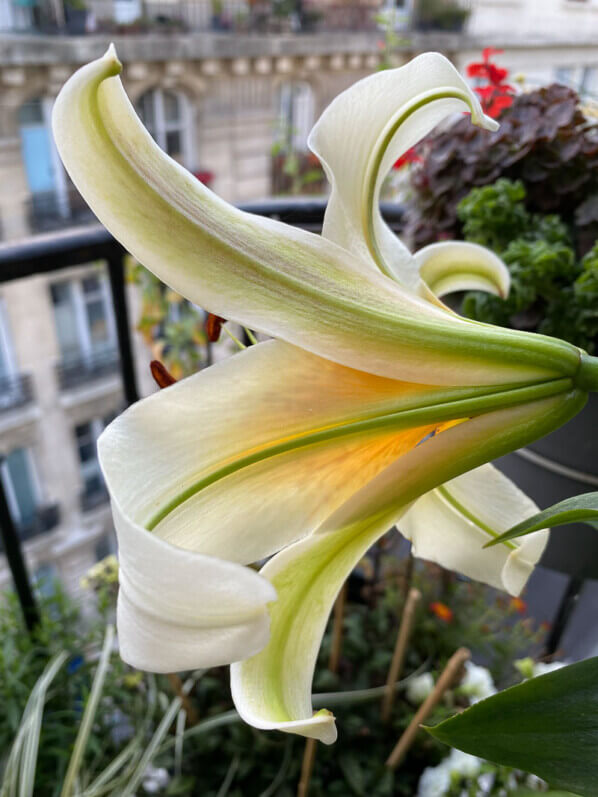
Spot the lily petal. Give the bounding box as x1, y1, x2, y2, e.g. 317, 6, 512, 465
399, 464, 548, 595
413, 241, 510, 300
101, 339, 528, 669
231, 389, 585, 742
99, 339, 508, 566
52, 47, 578, 386
113, 500, 276, 672
308, 52, 497, 288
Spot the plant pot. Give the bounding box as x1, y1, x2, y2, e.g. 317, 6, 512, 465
494, 393, 598, 579
65, 6, 88, 33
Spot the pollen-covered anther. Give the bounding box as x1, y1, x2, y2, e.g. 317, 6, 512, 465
206, 313, 227, 342
150, 360, 177, 389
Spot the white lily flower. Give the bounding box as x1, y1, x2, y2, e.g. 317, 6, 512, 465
51, 48, 597, 745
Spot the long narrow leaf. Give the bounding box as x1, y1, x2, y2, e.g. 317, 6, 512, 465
119, 696, 182, 797
60, 626, 115, 797
1, 652, 68, 797
426, 657, 598, 796
485, 491, 598, 547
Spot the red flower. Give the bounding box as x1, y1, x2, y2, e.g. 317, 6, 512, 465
393, 146, 422, 170
430, 601, 453, 623
466, 49, 514, 119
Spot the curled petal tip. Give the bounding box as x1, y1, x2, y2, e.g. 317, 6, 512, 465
473, 110, 500, 132
104, 43, 122, 76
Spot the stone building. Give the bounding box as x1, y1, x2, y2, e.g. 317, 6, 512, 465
0, 0, 597, 597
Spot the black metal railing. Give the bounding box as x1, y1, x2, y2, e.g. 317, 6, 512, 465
0, 373, 34, 414
80, 482, 110, 513
0, 502, 61, 552
56, 348, 121, 391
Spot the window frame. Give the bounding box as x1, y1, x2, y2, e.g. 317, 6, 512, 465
50, 269, 117, 361
136, 88, 193, 169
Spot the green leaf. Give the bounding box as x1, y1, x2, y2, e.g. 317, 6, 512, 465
484, 491, 598, 547
426, 657, 598, 796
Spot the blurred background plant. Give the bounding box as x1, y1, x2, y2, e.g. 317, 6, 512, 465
1, 542, 559, 796
127, 258, 209, 379
409, 81, 598, 256
458, 178, 598, 354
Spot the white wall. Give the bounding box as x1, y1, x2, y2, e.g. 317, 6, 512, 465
468, 0, 598, 42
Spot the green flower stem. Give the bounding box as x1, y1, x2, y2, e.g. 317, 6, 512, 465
578, 353, 598, 392
147, 377, 573, 530
157, 667, 429, 755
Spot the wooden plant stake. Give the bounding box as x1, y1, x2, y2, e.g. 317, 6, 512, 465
166, 673, 199, 726
385, 647, 471, 770
328, 582, 347, 674
381, 587, 421, 722
297, 738, 318, 797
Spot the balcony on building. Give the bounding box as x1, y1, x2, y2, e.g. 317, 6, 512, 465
79, 480, 109, 512
26, 187, 95, 237
13, 502, 61, 544
0, 0, 427, 35
55, 347, 121, 391
0, 373, 34, 414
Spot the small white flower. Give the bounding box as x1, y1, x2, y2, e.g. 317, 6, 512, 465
417, 762, 451, 797
446, 748, 482, 778
460, 661, 496, 704
477, 771, 495, 792
407, 672, 435, 704
142, 765, 170, 794
533, 660, 567, 677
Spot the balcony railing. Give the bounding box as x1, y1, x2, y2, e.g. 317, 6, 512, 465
0, 373, 34, 414
80, 482, 110, 513
56, 348, 121, 391
4, 503, 61, 547
0, 0, 385, 34
26, 190, 95, 237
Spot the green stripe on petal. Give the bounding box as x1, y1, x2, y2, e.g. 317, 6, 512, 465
230, 389, 586, 742
309, 53, 497, 289
399, 464, 549, 595
53, 48, 580, 387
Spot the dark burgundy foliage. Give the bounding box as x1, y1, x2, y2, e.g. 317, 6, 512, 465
409, 84, 598, 257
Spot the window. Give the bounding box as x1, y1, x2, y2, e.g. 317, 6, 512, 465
554, 66, 583, 90
581, 67, 598, 99
50, 271, 116, 363
75, 413, 114, 500
18, 97, 70, 223
277, 82, 314, 154
1, 447, 40, 526
0, 298, 15, 383
136, 89, 190, 166
35, 563, 58, 597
